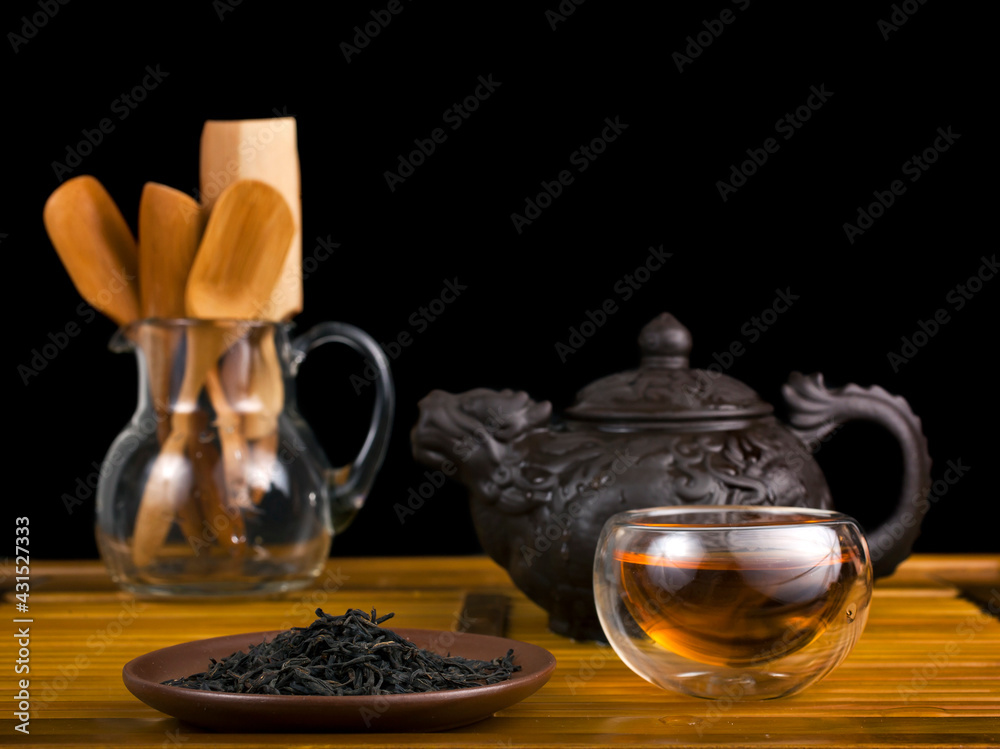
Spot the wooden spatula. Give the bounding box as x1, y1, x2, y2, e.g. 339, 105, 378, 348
138, 183, 205, 314
200, 118, 301, 503
43, 175, 139, 326
198, 117, 301, 319
44, 176, 204, 565
185, 179, 297, 317
138, 181, 249, 518
137, 182, 259, 557
133, 179, 295, 568
137, 182, 205, 442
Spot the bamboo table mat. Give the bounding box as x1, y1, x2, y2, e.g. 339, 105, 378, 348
2, 554, 997, 748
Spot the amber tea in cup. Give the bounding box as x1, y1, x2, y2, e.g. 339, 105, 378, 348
594, 506, 873, 700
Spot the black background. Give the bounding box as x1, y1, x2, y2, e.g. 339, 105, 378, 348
6, 1, 996, 562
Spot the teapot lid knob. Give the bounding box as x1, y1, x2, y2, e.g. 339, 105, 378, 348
638, 313, 692, 368
566, 311, 773, 421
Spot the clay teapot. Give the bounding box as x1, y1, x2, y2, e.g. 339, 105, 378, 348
410, 313, 932, 641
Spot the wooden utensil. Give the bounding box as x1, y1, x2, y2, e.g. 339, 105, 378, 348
43, 176, 201, 567
137, 182, 205, 443
185, 179, 297, 318
218, 325, 284, 503
137, 182, 254, 555
138, 182, 205, 316
137, 181, 249, 516
184, 176, 294, 515
43, 175, 139, 326
200, 118, 301, 503
198, 117, 301, 319
134, 179, 295, 567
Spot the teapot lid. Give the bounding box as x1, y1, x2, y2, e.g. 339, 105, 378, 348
564, 313, 773, 422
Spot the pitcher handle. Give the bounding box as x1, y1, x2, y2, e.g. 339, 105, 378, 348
782, 372, 932, 579
290, 322, 395, 535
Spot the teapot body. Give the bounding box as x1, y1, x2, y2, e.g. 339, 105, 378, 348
417, 394, 833, 641
478, 418, 833, 640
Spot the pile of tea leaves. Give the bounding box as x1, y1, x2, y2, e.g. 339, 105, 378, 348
162, 608, 520, 696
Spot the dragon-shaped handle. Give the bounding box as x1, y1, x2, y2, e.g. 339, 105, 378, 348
782, 372, 932, 579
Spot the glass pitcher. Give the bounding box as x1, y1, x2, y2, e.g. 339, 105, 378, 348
95, 319, 394, 596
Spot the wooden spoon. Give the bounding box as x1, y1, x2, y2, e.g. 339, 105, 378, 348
135, 179, 295, 567
138, 182, 205, 316
138, 182, 205, 443
220, 325, 284, 504
43, 177, 202, 565
137, 182, 242, 556
188, 174, 296, 495
138, 182, 249, 521
43, 175, 139, 326
185, 178, 296, 318
200, 118, 301, 502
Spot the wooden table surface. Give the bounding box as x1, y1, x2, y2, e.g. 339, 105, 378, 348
2, 554, 998, 748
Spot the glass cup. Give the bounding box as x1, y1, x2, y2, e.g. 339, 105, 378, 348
594, 505, 872, 700
95, 319, 394, 596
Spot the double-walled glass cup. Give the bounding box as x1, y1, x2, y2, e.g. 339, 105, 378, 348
594, 506, 872, 700
96, 319, 394, 596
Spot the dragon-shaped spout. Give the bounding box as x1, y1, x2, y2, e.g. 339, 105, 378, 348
410, 388, 552, 488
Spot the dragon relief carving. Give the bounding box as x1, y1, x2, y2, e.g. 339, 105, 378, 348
464, 423, 822, 517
